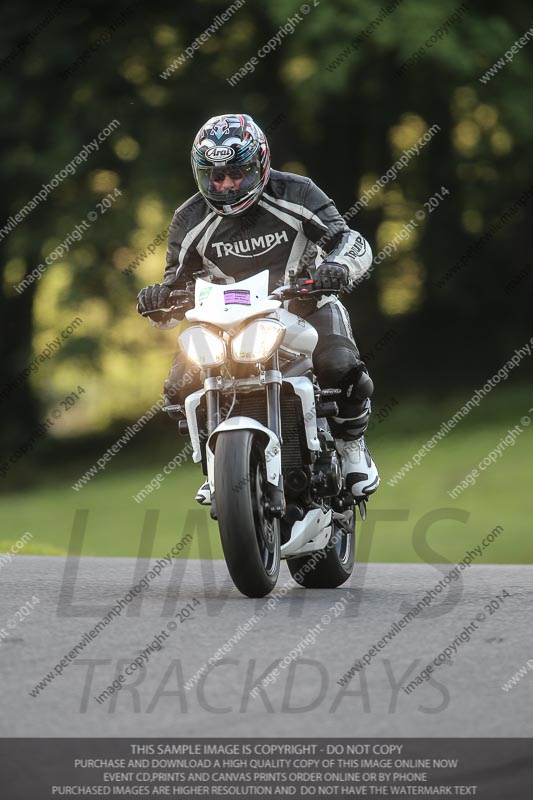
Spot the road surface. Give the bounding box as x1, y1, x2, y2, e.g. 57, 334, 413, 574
1, 556, 532, 736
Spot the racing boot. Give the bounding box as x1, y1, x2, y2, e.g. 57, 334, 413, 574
337, 436, 380, 499
195, 481, 212, 506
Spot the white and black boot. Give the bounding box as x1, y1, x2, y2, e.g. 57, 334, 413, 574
195, 481, 212, 505
337, 436, 380, 499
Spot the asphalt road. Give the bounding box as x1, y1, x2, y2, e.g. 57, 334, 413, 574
0, 556, 532, 736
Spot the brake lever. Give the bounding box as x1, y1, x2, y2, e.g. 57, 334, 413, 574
141, 305, 187, 318
273, 279, 342, 301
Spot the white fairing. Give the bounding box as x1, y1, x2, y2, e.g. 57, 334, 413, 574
186, 270, 281, 329
281, 508, 333, 557
184, 389, 205, 463
284, 377, 320, 451
181, 271, 336, 559
277, 308, 318, 356
206, 416, 282, 495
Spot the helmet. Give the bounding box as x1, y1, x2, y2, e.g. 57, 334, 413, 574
191, 113, 271, 216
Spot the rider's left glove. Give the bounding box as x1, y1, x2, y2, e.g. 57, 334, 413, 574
313, 263, 349, 292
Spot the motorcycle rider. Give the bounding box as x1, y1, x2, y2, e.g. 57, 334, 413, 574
137, 113, 380, 504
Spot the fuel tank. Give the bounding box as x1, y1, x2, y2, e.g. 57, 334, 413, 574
277, 308, 318, 356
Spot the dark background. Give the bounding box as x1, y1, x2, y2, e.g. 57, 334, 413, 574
0, 0, 531, 557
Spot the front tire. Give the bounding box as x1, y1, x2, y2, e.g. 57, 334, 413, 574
287, 511, 355, 588
214, 430, 280, 598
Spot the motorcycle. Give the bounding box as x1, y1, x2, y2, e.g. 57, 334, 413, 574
144, 270, 364, 598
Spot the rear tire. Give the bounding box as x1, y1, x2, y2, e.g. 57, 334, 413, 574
215, 430, 280, 598
287, 511, 355, 588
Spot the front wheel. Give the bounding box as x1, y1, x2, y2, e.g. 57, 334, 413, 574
214, 430, 280, 597
286, 511, 355, 588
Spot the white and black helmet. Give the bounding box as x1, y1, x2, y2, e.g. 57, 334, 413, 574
191, 113, 271, 216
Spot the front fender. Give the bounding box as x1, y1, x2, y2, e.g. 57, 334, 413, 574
206, 416, 282, 492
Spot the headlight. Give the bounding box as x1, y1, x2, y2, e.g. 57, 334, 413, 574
179, 326, 226, 368
231, 319, 285, 363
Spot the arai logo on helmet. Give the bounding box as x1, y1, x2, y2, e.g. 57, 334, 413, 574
206, 146, 235, 163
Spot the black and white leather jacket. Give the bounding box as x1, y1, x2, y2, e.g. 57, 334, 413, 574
161, 169, 372, 295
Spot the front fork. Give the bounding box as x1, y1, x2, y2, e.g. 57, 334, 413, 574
264, 352, 284, 517
204, 368, 220, 435
205, 357, 285, 517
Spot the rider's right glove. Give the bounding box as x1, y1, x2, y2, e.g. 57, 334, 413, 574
313, 263, 349, 292
137, 283, 171, 322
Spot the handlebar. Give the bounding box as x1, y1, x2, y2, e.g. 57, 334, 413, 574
141, 278, 339, 319
141, 289, 194, 320
140, 305, 189, 319
269, 277, 340, 301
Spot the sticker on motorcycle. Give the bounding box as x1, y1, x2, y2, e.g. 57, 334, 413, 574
224, 290, 251, 305
199, 286, 213, 301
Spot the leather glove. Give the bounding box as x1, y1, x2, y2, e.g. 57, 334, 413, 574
137, 283, 171, 320
313, 263, 349, 292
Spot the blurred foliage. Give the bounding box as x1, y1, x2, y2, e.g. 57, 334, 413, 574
0, 0, 532, 457
1, 383, 531, 561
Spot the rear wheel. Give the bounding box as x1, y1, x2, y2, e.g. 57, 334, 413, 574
214, 430, 280, 597
287, 510, 355, 588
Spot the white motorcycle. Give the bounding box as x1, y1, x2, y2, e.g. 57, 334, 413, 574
145, 270, 362, 598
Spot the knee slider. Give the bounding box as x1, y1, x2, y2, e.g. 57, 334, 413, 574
353, 370, 374, 402
314, 343, 359, 387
